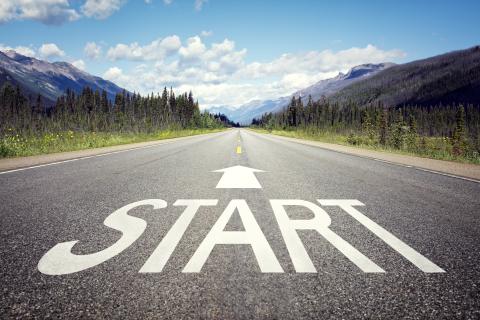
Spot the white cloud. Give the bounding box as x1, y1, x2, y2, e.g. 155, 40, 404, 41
171, 71, 344, 109
107, 35, 181, 61
81, 0, 125, 19
17, 35, 405, 107
84, 42, 102, 59
200, 30, 212, 37
72, 59, 86, 70
280, 73, 322, 92
39, 43, 65, 59
179, 36, 206, 60
0, 0, 208, 25
194, 0, 207, 11
239, 44, 405, 79
104, 66, 122, 79
92, 35, 407, 109
0, 1, 18, 23
103, 66, 132, 87
0, 0, 80, 25
110, 36, 247, 88
0, 44, 36, 57
14, 46, 36, 57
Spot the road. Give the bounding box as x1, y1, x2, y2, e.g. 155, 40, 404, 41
1, 129, 479, 319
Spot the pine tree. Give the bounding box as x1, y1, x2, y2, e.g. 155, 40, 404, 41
406, 114, 418, 151
100, 90, 110, 113
452, 105, 467, 156
390, 109, 407, 149
287, 96, 297, 127
378, 107, 388, 145
362, 110, 375, 141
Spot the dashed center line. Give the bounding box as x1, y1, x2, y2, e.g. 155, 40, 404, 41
236, 146, 242, 154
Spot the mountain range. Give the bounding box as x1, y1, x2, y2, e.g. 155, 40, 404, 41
0, 50, 125, 105
209, 46, 480, 124
2, 46, 479, 124
208, 63, 395, 124
328, 46, 480, 107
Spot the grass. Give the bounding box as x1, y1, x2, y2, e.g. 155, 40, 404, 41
0, 128, 226, 158
251, 128, 480, 164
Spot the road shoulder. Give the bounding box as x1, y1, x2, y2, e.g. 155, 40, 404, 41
0, 130, 227, 173
250, 130, 480, 182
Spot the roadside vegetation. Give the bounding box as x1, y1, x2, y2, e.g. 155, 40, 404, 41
0, 129, 225, 158
251, 97, 480, 164
0, 84, 234, 158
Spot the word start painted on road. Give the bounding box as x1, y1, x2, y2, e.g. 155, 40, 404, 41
38, 199, 445, 275
38, 166, 444, 275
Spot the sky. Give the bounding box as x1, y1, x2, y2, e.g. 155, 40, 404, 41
1, 0, 479, 108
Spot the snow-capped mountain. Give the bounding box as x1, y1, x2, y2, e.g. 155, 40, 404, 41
208, 98, 290, 125
294, 63, 395, 102
0, 50, 125, 105
208, 63, 394, 124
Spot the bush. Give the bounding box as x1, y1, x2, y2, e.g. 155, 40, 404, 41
347, 133, 359, 145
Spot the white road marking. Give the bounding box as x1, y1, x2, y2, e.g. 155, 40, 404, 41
270, 199, 385, 273
37, 197, 446, 274
38, 199, 167, 275
0, 131, 229, 176
413, 167, 480, 183
140, 199, 218, 273
319, 199, 445, 273
183, 199, 283, 273
372, 158, 478, 182
213, 165, 265, 189
249, 130, 479, 184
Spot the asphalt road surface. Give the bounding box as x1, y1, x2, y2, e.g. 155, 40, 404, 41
1, 129, 479, 319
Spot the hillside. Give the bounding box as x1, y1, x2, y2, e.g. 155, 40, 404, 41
0, 50, 126, 105
208, 63, 393, 124
330, 46, 480, 106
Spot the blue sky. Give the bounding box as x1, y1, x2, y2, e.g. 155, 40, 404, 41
1, 0, 479, 107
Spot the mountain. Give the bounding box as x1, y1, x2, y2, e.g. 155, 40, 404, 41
208, 97, 290, 125
208, 63, 394, 124
294, 63, 396, 102
0, 50, 126, 105
329, 45, 480, 107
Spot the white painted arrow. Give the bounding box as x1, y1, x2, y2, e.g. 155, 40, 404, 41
213, 165, 265, 189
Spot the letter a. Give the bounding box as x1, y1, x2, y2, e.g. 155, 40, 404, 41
183, 199, 283, 273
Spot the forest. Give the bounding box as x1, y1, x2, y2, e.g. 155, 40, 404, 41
329, 46, 480, 107
0, 84, 236, 157
252, 96, 480, 162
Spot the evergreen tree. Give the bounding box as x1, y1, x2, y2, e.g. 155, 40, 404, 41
406, 114, 418, 151
378, 108, 388, 146
361, 110, 375, 141
390, 109, 407, 149
452, 105, 467, 156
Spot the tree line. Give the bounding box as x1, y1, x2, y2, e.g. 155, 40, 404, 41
0, 84, 237, 135
252, 96, 480, 158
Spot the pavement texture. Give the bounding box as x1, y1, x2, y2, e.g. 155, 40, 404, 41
1, 129, 479, 319
0, 131, 227, 172
253, 130, 480, 181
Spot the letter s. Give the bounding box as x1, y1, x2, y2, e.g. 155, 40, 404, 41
38, 199, 167, 275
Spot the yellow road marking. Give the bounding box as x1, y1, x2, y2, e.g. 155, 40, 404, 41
236, 146, 242, 154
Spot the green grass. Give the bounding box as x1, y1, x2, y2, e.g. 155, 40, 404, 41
251, 128, 480, 164
0, 128, 226, 158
